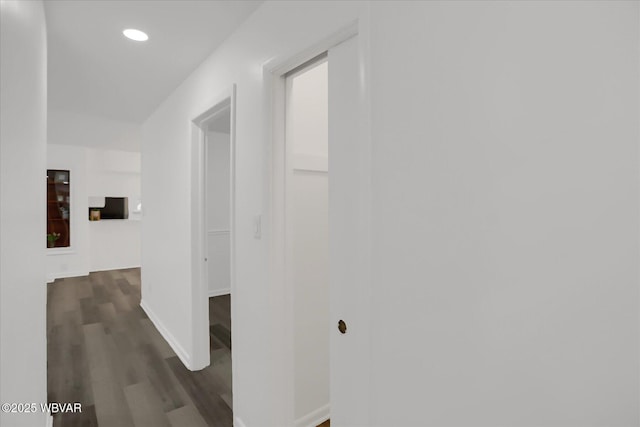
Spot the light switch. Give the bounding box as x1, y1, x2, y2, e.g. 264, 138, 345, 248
254, 214, 262, 239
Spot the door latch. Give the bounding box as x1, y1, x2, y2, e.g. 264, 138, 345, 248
338, 319, 347, 334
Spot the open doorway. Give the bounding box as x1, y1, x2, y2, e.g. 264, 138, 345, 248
205, 107, 233, 412
285, 55, 330, 427
269, 29, 370, 427
190, 87, 236, 424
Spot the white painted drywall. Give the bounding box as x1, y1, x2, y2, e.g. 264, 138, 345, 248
206, 130, 231, 295
46, 145, 141, 279
0, 1, 48, 426
86, 148, 141, 272
367, 2, 639, 426
141, 1, 639, 426
287, 61, 330, 424
88, 220, 141, 272
49, 109, 142, 152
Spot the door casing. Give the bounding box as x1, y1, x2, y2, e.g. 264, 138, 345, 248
190, 87, 237, 388
264, 19, 373, 427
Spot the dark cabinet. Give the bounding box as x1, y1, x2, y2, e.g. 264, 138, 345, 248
47, 169, 70, 248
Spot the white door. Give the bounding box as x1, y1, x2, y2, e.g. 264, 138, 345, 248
328, 35, 372, 426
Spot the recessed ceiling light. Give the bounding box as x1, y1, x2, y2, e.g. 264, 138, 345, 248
123, 29, 148, 42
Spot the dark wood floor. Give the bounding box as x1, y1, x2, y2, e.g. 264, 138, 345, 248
47, 268, 232, 427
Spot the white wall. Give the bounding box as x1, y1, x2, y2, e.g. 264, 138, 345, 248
141, 1, 639, 426
46, 144, 141, 280
368, 2, 639, 426
49, 109, 142, 152
287, 61, 330, 424
0, 1, 48, 426
206, 130, 231, 296
86, 148, 141, 272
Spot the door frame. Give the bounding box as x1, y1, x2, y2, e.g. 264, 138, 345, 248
190, 85, 237, 383
263, 20, 373, 426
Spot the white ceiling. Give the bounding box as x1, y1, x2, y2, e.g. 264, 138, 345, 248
44, 0, 262, 150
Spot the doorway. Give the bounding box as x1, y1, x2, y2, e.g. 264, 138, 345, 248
205, 106, 233, 415
190, 87, 237, 423
206, 109, 232, 299
269, 29, 372, 427
285, 55, 330, 427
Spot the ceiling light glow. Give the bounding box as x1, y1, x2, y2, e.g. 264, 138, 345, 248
123, 29, 148, 42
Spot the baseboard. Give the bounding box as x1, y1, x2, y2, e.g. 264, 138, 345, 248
90, 264, 142, 273
90, 264, 141, 273
45, 413, 53, 427
208, 288, 231, 298
47, 270, 89, 283
47, 266, 141, 283
234, 416, 248, 427
140, 299, 192, 369
294, 404, 330, 427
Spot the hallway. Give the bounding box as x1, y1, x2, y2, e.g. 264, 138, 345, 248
2, 2, 639, 426
47, 269, 232, 427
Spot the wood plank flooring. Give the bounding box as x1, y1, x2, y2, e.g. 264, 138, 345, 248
47, 269, 232, 427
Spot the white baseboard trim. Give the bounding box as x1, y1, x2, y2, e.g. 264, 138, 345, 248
294, 404, 330, 427
45, 413, 53, 427
234, 416, 248, 427
90, 264, 141, 273
208, 288, 231, 298
47, 270, 89, 283
140, 299, 192, 369
47, 265, 141, 283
